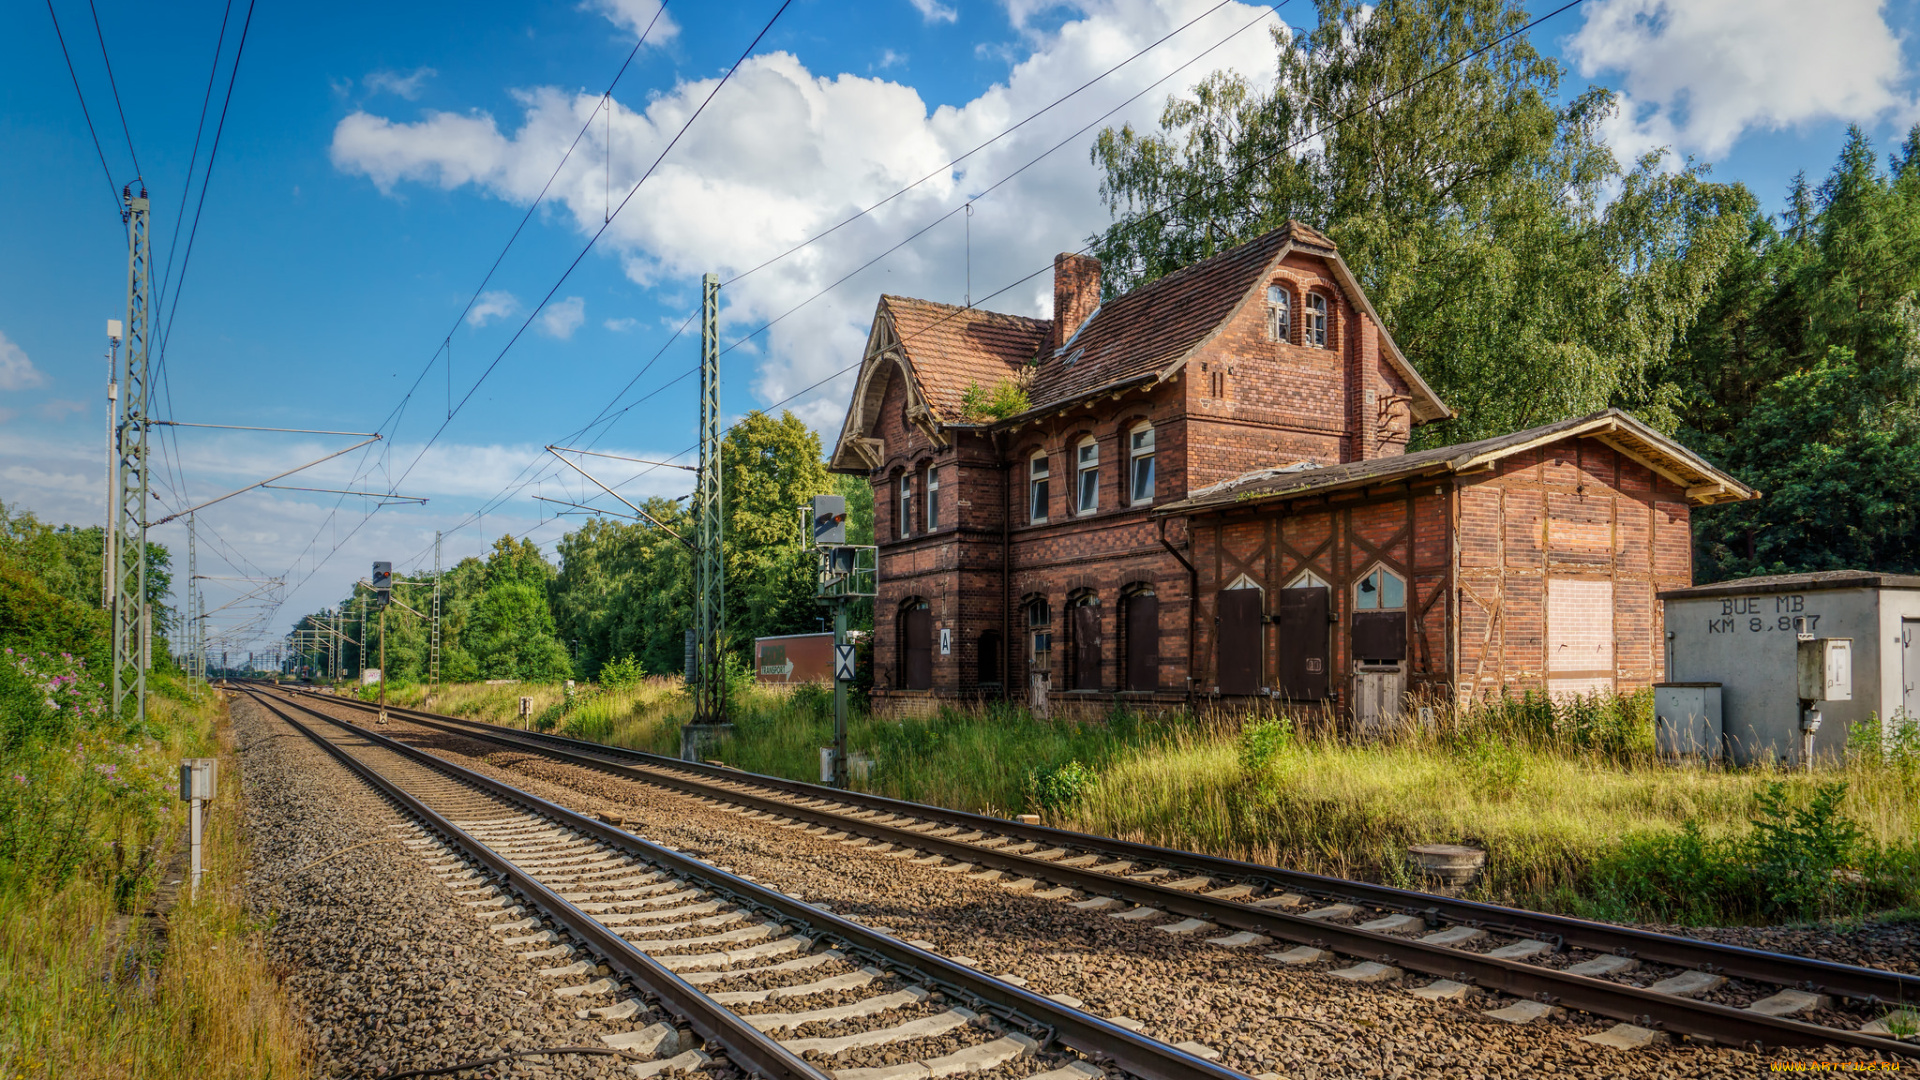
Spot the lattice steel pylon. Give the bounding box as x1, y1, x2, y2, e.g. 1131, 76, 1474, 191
186, 513, 200, 684
691, 272, 726, 725
111, 186, 151, 724
430, 531, 442, 697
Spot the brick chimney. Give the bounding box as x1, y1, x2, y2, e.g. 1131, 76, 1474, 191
1050, 252, 1101, 353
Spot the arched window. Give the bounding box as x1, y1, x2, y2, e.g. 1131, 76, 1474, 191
1129, 424, 1155, 504
898, 473, 913, 539
1029, 451, 1050, 524
1305, 292, 1329, 348
1069, 592, 1101, 690
1266, 284, 1290, 342
1351, 564, 1407, 667
1122, 585, 1158, 692
1075, 437, 1099, 514
901, 598, 933, 690
1026, 597, 1052, 674
925, 464, 940, 530
1353, 566, 1406, 611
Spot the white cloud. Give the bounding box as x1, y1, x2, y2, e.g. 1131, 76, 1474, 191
1567, 0, 1915, 161
36, 399, 87, 421
365, 66, 437, 100
876, 49, 908, 71
539, 297, 587, 339
604, 317, 639, 332
580, 0, 679, 40
467, 290, 520, 327
0, 331, 48, 391
909, 0, 959, 24
331, 0, 1281, 434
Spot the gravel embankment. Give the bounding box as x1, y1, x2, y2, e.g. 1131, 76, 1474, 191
234, 696, 687, 1079
288, 706, 1917, 1080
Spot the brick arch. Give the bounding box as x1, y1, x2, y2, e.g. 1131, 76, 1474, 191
1265, 275, 1304, 345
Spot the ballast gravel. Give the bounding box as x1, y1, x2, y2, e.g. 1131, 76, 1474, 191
234, 696, 709, 1080
290, 701, 1916, 1079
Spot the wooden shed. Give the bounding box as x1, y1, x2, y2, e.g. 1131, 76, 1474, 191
1156, 409, 1755, 728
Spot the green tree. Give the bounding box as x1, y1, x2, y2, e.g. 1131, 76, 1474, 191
721, 411, 837, 646
1680, 126, 1920, 579
1090, 0, 1751, 442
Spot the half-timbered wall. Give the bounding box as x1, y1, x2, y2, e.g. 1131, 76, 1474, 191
1452, 438, 1691, 703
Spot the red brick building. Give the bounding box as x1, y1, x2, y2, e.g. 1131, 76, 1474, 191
828, 224, 1753, 720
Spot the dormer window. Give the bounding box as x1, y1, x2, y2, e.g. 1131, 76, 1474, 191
1266, 285, 1290, 342
1306, 292, 1329, 348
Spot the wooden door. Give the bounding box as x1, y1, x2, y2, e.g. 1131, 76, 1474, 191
1217, 589, 1263, 695
1125, 593, 1159, 692
1352, 668, 1406, 738
1072, 603, 1102, 690
903, 606, 933, 690
1275, 586, 1329, 700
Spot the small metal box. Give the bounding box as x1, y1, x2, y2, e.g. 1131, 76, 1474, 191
179, 758, 218, 801
1796, 637, 1852, 702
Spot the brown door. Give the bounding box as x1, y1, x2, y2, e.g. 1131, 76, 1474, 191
1072, 602, 1102, 690
903, 606, 933, 690
1275, 586, 1330, 700
1125, 593, 1159, 692
1217, 589, 1263, 695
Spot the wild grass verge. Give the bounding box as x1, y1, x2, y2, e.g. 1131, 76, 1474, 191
0, 663, 306, 1078
411, 676, 1920, 926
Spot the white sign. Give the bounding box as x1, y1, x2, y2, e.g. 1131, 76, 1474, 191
939, 628, 951, 655
834, 643, 856, 682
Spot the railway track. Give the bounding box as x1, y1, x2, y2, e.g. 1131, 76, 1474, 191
244, 687, 1257, 1080
265, 683, 1920, 1058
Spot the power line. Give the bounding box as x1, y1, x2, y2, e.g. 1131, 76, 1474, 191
720, 0, 1242, 289
155, 0, 237, 337
84, 0, 141, 181
273, 1, 794, 610
43, 0, 119, 212
155, 0, 258, 369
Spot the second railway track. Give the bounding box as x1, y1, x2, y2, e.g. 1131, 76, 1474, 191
246, 687, 1255, 1080
267, 683, 1920, 1061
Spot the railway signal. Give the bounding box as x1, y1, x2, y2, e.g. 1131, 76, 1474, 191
807, 492, 876, 789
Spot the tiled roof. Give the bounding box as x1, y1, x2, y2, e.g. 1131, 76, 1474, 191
883, 295, 1050, 421
1158, 408, 1758, 513
1026, 226, 1301, 405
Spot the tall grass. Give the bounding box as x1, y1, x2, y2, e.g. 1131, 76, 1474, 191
417, 677, 1920, 925
0, 668, 307, 1077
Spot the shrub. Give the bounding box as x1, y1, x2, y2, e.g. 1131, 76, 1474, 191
1237, 716, 1293, 774
1025, 759, 1097, 815
1748, 782, 1865, 919
957, 378, 1031, 421
599, 654, 646, 690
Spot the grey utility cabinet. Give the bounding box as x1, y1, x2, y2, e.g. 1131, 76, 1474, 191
1659, 571, 1920, 766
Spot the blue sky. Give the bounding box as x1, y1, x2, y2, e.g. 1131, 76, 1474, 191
3, 0, 1918, 660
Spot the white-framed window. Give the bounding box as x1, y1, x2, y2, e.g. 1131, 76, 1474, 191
1129, 424, 1155, 504
1285, 569, 1329, 589
899, 473, 913, 539
1028, 597, 1052, 672
1266, 284, 1290, 342
1076, 438, 1099, 514
925, 465, 940, 530
1353, 565, 1406, 611
1029, 451, 1050, 523
1306, 292, 1329, 348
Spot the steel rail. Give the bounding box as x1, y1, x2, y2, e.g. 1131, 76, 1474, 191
251, 687, 1258, 1080
245, 690, 830, 1080
291, 686, 1920, 1018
